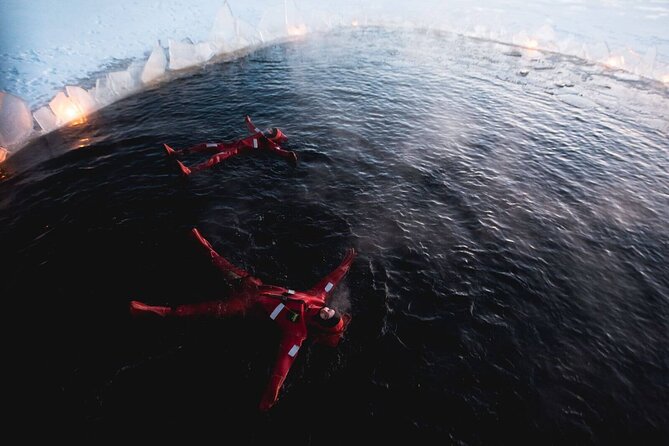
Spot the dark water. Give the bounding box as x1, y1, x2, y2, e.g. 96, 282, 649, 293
1, 29, 668, 443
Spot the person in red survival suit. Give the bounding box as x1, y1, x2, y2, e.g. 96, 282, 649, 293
130, 227, 356, 411
163, 115, 298, 176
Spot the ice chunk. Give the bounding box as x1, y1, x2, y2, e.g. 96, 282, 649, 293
33, 106, 58, 133
235, 19, 262, 49
107, 70, 139, 97
0, 92, 33, 147
637, 47, 658, 78
210, 12, 262, 54
210, 4, 262, 53
169, 39, 214, 70
66, 86, 97, 114
49, 92, 81, 124
283, 2, 308, 38
587, 42, 611, 62
257, 4, 288, 41
127, 60, 145, 83
210, 5, 238, 47
196, 42, 215, 62
141, 44, 167, 84
92, 77, 115, 107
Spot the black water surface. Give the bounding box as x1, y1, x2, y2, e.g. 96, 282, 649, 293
1, 29, 668, 444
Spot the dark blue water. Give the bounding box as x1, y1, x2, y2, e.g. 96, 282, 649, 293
1, 29, 668, 444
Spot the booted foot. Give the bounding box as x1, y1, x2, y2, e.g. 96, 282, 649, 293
130, 300, 171, 317
191, 227, 214, 251
176, 160, 192, 176
163, 143, 177, 157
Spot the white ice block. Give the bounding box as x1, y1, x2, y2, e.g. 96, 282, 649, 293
209, 8, 259, 53
587, 42, 611, 62
640, 47, 657, 77
210, 5, 238, 48
257, 4, 288, 41
92, 77, 115, 107
0, 91, 34, 147
66, 86, 97, 114
236, 19, 262, 48
33, 106, 58, 133
169, 39, 215, 70
141, 44, 168, 84
284, 0, 307, 36
126, 60, 145, 85
107, 70, 140, 97
49, 92, 80, 124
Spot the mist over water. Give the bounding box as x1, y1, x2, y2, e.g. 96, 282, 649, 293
1, 29, 668, 443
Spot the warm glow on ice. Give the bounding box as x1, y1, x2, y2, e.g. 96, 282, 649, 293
64, 105, 79, 120
662, 74, 669, 84
287, 24, 308, 36
63, 104, 86, 125
351, 20, 359, 27
524, 39, 539, 49
605, 55, 625, 69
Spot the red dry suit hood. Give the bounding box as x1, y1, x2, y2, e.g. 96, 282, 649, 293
308, 310, 351, 347
269, 128, 288, 143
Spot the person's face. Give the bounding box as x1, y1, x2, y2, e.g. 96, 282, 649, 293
319, 306, 336, 320
269, 128, 288, 143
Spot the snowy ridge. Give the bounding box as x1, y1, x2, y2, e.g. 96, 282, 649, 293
1, 0, 668, 159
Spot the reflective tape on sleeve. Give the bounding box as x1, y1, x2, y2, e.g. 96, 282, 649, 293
206, 143, 217, 148
287, 289, 295, 294
270, 303, 285, 320
324, 282, 334, 292
288, 345, 300, 357
253, 138, 258, 148
254, 127, 261, 133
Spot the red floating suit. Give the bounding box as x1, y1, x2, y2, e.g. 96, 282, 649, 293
130, 227, 356, 411
163, 115, 297, 175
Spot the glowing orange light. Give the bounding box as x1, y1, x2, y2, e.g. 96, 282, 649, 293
65, 105, 79, 120
524, 39, 539, 49
287, 24, 307, 36
604, 55, 625, 69
62, 103, 86, 125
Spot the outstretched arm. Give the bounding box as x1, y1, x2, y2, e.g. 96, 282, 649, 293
263, 137, 298, 166
245, 115, 262, 134
191, 227, 255, 281
259, 336, 305, 411
308, 248, 356, 302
